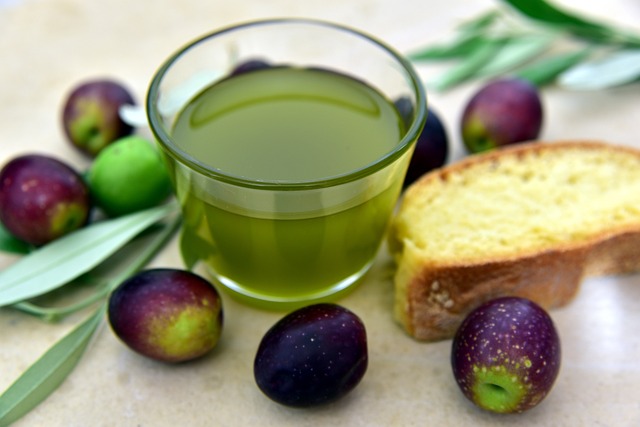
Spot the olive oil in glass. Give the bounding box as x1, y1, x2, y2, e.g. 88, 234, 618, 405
170, 66, 409, 307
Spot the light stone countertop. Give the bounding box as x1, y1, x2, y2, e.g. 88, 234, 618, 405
1, 0, 639, 426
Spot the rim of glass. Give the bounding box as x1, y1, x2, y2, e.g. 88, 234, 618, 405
147, 18, 427, 190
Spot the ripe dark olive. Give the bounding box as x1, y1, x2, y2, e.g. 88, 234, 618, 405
461, 78, 543, 153
62, 79, 136, 157
108, 268, 223, 363
254, 303, 368, 407
0, 154, 91, 245
451, 297, 561, 414
230, 59, 272, 76
394, 97, 449, 187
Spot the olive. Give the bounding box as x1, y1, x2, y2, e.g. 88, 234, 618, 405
254, 303, 368, 407
0, 154, 91, 245
461, 78, 543, 153
108, 268, 223, 363
394, 97, 449, 187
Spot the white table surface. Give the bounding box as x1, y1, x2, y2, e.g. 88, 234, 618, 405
1, 0, 639, 426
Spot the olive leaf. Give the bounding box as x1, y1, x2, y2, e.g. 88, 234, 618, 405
409, 2, 640, 90
558, 49, 640, 90
12, 291, 109, 323
180, 228, 200, 271
408, 33, 491, 61
0, 214, 181, 425
457, 10, 500, 33
0, 222, 31, 255
408, 12, 501, 62
512, 48, 593, 86
0, 305, 105, 426
475, 33, 556, 78
499, 0, 640, 46
10, 216, 181, 323
429, 38, 508, 91
0, 202, 178, 307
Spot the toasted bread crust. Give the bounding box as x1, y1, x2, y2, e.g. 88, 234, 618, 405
390, 141, 640, 341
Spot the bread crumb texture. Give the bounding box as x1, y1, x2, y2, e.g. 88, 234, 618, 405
391, 141, 640, 263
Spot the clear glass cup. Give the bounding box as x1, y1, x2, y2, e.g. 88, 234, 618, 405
147, 18, 426, 309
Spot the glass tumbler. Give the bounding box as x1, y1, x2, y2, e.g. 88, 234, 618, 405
147, 18, 426, 309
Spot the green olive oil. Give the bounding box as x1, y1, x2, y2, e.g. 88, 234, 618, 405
171, 67, 407, 306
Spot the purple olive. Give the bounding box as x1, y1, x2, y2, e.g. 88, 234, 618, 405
254, 303, 368, 407
394, 98, 448, 186
108, 269, 223, 363
230, 59, 272, 76
461, 78, 543, 153
409, 113, 448, 186
451, 297, 561, 413
0, 154, 91, 245
62, 79, 136, 157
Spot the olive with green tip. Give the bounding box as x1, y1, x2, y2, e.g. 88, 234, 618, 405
461, 78, 543, 153
108, 268, 224, 363
0, 154, 91, 245
451, 296, 561, 413
62, 79, 136, 157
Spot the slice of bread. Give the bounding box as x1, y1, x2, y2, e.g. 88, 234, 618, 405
388, 140, 640, 341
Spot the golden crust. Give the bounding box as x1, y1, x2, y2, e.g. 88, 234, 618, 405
419, 140, 640, 185
390, 140, 640, 341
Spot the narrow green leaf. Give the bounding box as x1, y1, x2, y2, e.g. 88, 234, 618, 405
512, 48, 592, 86
11, 287, 110, 323
500, 0, 607, 28
178, 202, 207, 271
429, 38, 508, 91
500, 0, 640, 46
0, 214, 180, 424
558, 49, 640, 90
500, 0, 611, 34
10, 215, 182, 322
408, 10, 503, 62
476, 33, 556, 78
179, 221, 212, 271
0, 306, 104, 426
0, 202, 177, 306
408, 33, 491, 61
180, 228, 200, 271
0, 222, 31, 255
457, 10, 500, 33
